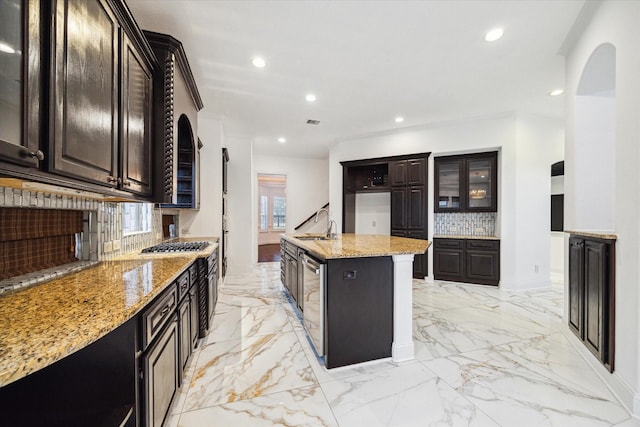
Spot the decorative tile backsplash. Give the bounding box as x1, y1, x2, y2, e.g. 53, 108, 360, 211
0, 186, 163, 262
434, 212, 496, 236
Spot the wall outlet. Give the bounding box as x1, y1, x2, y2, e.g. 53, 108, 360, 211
112, 240, 121, 251
534, 264, 539, 273
475, 227, 485, 234
181, 229, 190, 235
103, 241, 113, 253
449, 226, 457, 232
372, 220, 376, 227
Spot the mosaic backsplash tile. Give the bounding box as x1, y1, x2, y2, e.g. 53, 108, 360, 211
434, 212, 496, 236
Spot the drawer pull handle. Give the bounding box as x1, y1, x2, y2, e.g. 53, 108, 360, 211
160, 306, 171, 317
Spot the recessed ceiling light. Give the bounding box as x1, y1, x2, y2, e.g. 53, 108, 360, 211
0, 42, 16, 54
394, 116, 404, 123
485, 28, 504, 42
549, 89, 564, 96
305, 94, 317, 102
278, 137, 286, 143
252, 56, 266, 68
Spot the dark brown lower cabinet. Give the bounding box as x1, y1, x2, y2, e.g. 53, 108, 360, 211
433, 238, 500, 285
178, 296, 191, 382
568, 235, 615, 372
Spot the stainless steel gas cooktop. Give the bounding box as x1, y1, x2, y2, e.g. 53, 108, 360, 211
141, 241, 210, 253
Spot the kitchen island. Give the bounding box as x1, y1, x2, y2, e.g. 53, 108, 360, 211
281, 233, 430, 368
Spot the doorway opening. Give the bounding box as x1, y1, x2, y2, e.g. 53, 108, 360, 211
257, 174, 287, 263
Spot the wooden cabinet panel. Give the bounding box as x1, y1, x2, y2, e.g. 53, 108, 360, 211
51, 0, 119, 185
408, 186, 426, 229
178, 297, 191, 383
568, 234, 615, 372
407, 158, 426, 185
434, 238, 499, 285
466, 250, 499, 285
121, 34, 153, 195
142, 318, 178, 427
391, 187, 407, 229
390, 160, 407, 186
584, 240, 606, 361
0, 0, 42, 169
568, 237, 585, 337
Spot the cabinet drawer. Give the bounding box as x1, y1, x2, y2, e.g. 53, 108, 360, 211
177, 271, 190, 301
466, 240, 500, 250
142, 286, 178, 349
434, 239, 464, 248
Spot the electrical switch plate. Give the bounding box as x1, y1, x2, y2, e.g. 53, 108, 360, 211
449, 226, 457, 232
112, 240, 121, 251
103, 241, 113, 253
475, 227, 485, 233
372, 220, 376, 227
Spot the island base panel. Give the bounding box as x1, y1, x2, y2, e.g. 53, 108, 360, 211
325, 256, 393, 369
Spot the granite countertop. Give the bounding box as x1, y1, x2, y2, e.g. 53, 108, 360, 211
432, 235, 500, 240
282, 233, 431, 260
565, 230, 617, 240
0, 239, 219, 388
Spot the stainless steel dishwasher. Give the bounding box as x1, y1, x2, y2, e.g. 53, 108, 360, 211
301, 253, 326, 357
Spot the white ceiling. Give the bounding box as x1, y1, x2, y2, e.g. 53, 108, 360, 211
127, 0, 584, 159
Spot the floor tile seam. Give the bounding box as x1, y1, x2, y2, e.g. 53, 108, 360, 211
200, 328, 298, 348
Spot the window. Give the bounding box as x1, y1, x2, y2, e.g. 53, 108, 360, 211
122, 203, 152, 235
272, 196, 286, 229
259, 195, 268, 231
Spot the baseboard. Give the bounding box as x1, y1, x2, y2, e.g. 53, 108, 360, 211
561, 326, 636, 415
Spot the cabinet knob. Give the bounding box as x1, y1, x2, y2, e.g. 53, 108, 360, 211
29, 150, 45, 161
123, 181, 132, 187
107, 176, 120, 184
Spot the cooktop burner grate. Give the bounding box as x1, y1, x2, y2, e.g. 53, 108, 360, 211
142, 241, 210, 253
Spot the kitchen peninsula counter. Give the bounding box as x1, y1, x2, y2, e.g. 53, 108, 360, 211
0, 240, 218, 388
282, 233, 430, 367
282, 233, 430, 260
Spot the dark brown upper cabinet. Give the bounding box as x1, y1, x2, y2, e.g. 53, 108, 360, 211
50, 0, 156, 196
0, 0, 157, 199
121, 32, 153, 196
434, 152, 498, 212
390, 158, 425, 186
50, 0, 120, 186
0, 0, 42, 168
145, 31, 203, 208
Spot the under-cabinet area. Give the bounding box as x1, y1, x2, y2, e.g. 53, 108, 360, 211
433, 237, 501, 286
0, 243, 219, 427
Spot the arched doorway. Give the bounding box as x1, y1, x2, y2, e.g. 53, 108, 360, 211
572, 43, 616, 231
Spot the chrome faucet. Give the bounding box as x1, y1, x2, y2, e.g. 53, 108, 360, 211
314, 208, 337, 239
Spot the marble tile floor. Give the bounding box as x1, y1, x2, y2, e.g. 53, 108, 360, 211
167, 263, 639, 427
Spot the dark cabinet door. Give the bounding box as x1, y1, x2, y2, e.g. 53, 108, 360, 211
583, 240, 607, 362
0, 0, 42, 168
121, 34, 153, 195
406, 231, 426, 277
465, 250, 499, 285
391, 187, 407, 229
178, 297, 191, 383
407, 158, 426, 185
407, 186, 426, 229
568, 237, 585, 338
433, 239, 464, 281
289, 253, 298, 303
434, 158, 463, 211
466, 154, 497, 212
142, 317, 178, 427
389, 160, 407, 186
51, 0, 119, 186
189, 287, 199, 349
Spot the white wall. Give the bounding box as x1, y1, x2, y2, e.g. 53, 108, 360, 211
330, 112, 563, 290
355, 193, 391, 235
564, 0, 640, 414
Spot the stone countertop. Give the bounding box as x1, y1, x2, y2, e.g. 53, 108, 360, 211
432, 235, 500, 240
282, 233, 431, 261
0, 239, 219, 388
565, 230, 617, 240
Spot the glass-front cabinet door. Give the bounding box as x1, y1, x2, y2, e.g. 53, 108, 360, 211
0, 0, 41, 168
435, 159, 463, 211
467, 157, 494, 210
